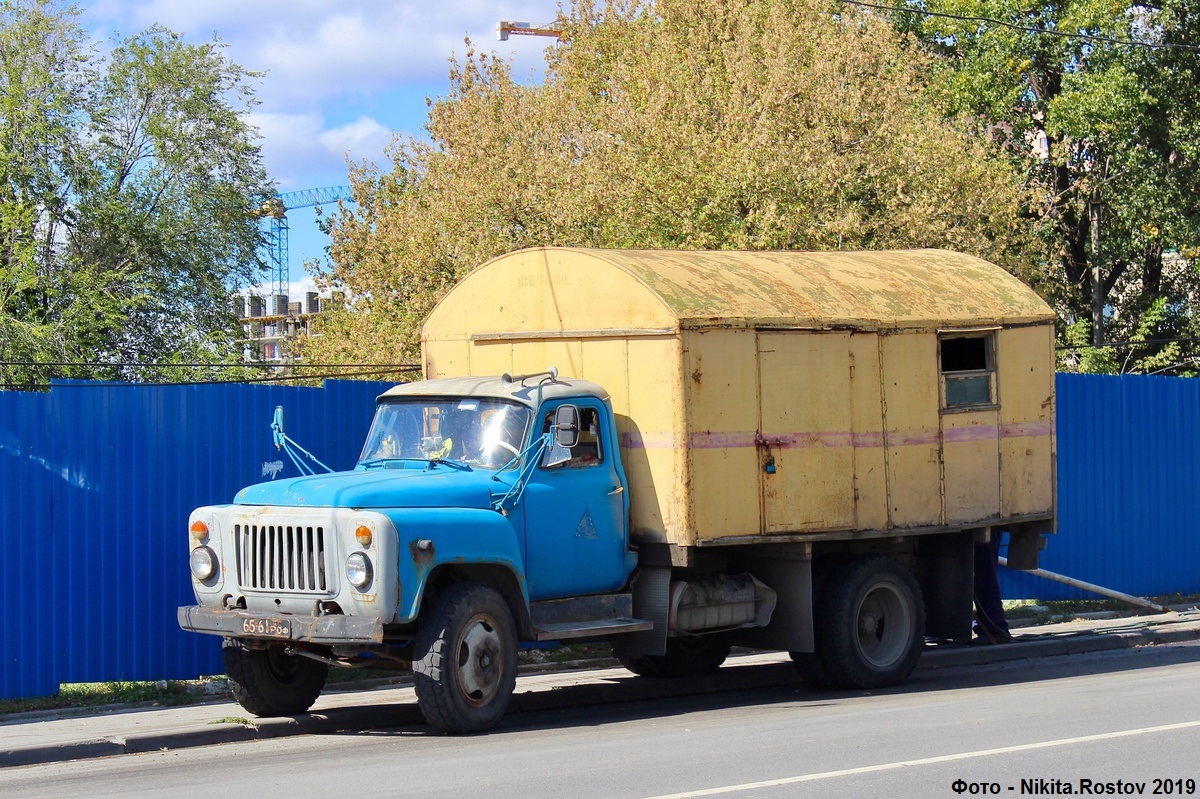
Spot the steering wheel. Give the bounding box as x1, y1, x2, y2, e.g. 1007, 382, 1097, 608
491, 440, 521, 458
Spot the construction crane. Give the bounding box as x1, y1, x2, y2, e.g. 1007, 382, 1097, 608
496, 20, 565, 41
256, 186, 354, 299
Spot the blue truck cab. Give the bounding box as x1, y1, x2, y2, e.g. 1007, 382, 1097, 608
179, 370, 653, 732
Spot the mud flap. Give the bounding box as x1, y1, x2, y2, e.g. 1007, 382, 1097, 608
613, 565, 670, 658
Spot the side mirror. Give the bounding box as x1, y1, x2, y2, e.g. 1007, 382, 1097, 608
553, 404, 580, 449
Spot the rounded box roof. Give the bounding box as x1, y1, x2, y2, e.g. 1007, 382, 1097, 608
425, 247, 1053, 337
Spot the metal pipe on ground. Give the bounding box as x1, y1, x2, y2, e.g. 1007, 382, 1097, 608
999, 557, 1171, 614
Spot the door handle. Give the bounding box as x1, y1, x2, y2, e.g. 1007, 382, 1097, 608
608, 485, 624, 495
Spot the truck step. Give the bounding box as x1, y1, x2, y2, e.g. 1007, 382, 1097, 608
531, 617, 654, 641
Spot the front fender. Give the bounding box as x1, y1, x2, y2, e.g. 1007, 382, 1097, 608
386, 507, 527, 624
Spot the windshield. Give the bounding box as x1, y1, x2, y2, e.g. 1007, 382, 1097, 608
359, 398, 533, 470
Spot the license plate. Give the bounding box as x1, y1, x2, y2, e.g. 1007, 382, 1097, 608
241, 617, 291, 639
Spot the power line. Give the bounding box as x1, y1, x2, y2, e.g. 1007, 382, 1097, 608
1, 367, 414, 391
1056, 336, 1200, 352
1, 359, 422, 374
0, 360, 420, 369
840, 1, 1200, 52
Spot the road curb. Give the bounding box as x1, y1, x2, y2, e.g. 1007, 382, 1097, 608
4, 620, 1199, 769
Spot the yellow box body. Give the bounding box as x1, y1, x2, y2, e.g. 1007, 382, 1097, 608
423, 247, 1056, 548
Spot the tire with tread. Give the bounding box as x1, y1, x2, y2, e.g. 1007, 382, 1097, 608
222, 639, 328, 717
413, 582, 518, 734
792, 556, 924, 690
618, 635, 731, 678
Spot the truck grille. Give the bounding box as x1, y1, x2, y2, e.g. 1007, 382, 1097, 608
234, 523, 329, 593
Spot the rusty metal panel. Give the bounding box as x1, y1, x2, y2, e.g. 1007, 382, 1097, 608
424, 337, 470, 379
941, 409, 1001, 523
624, 337, 688, 543
581, 338, 631, 414
998, 325, 1056, 517
596, 248, 1055, 330
469, 341, 513, 375
879, 333, 943, 526
507, 338, 584, 377
0, 380, 391, 700
685, 329, 761, 542
424, 248, 1053, 345
849, 333, 889, 529
757, 331, 856, 533
422, 248, 678, 345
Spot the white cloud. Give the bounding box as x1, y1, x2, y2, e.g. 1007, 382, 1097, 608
246, 111, 393, 191
87, 1, 561, 104
319, 117, 392, 162
80, 0, 562, 268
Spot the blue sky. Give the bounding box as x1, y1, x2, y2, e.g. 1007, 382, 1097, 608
81, 1, 563, 298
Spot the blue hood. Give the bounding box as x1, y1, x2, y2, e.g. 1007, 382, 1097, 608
234, 466, 503, 510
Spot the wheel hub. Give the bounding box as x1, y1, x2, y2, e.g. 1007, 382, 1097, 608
457, 615, 503, 707
859, 610, 882, 638
855, 582, 911, 669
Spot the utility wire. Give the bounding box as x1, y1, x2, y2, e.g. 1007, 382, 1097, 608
2, 367, 410, 391
840, 0, 1200, 51
1056, 336, 1200, 351
0, 360, 421, 370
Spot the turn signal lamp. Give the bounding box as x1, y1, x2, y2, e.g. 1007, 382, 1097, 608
355, 524, 373, 548
190, 520, 209, 542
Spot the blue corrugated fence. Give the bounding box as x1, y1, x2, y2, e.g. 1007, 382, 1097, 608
2, 373, 1199, 700
999, 372, 1200, 602
0, 379, 391, 700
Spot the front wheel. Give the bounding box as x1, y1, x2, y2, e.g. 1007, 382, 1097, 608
222, 640, 329, 716
413, 582, 518, 734
798, 556, 925, 690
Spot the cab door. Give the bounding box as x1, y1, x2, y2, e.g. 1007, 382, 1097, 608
521, 400, 631, 600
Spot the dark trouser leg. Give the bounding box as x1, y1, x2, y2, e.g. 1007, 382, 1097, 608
973, 532, 1010, 641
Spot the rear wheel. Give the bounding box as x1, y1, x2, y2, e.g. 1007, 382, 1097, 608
618, 635, 731, 678
223, 639, 328, 716
413, 582, 518, 734
793, 556, 924, 690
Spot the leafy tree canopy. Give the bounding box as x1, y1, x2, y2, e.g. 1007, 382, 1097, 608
895, 0, 1200, 374
0, 0, 272, 387
306, 0, 1031, 366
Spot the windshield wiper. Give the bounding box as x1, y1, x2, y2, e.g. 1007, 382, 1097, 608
360, 456, 473, 472
428, 457, 472, 472
359, 457, 402, 468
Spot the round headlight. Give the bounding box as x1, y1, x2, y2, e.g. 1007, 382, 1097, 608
189, 546, 218, 581
346, 552, 373, 589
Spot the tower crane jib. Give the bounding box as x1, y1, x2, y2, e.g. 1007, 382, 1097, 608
260, 185, 354, 300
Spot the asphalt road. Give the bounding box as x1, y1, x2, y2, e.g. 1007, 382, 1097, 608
4, 642, 1199, 799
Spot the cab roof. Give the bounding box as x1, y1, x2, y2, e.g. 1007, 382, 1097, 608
378, 373, 610, 407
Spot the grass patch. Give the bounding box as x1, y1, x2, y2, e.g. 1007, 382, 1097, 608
1004, 593, 1199, 623
208, 716, 252, 726
0, 677, 230, 718
520, 642, 613, 665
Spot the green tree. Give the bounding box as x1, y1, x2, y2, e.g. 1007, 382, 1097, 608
74, 26, 272, 380
0, 0, 272, 388
0, 0, 87, 385
897, 0, 1200, 374
306, 0, 1032, 365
